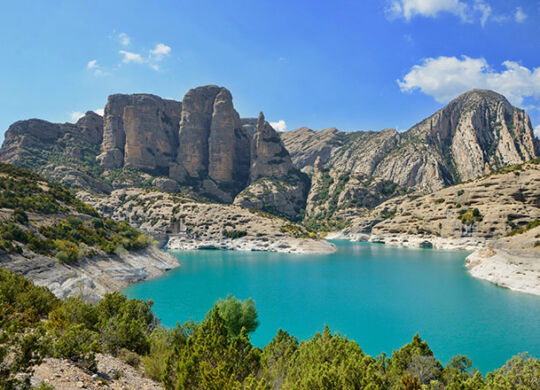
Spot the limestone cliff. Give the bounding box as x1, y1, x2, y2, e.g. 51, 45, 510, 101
176, 85, 251, 196
97, 94, 182, 171
234, 113, 309, 219
283, 89, 538, 190
0, 112, 106, 192
345, 158, 540, 242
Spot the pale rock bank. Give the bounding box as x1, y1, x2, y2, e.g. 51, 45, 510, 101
2, 245, 179, 303
167, 235, 336, 254
465, 226, 540, 296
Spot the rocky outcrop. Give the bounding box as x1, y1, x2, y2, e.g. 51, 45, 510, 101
176, 86, 251, 195
249, 112, 294, 181
233, 113, 309, 219
97, 94, 182, 171
345, 158, 540, 242
282, 90, 538, 190
304, 156, 407, 230
80, 187, 335, 254
0, 113, 105, 191
2, 245, 179, 303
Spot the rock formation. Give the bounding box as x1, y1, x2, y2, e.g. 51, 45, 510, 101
249, 112, 295, 181
233, 113, 308, 219
282, 89, 538, 190
0, 112, 104, 194
97, 94, 182, 171
174, 85, 252, 200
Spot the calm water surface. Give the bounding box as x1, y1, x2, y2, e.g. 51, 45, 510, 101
123, 241, 540, 372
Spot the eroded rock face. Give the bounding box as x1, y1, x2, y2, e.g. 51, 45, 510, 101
0, 113, 105, 191
234, 113, 308, 219
175, 85, 251, 198
283, 89, 538, 190
177, 86, 221, 178
98, 94, 182, 171
250, 112, 295, 182
75, 111, 104, 145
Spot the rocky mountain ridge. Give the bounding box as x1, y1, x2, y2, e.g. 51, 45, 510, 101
0, 87, 538, 228
282, 89, 539, 190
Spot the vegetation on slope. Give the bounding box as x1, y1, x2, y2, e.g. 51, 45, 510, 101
0, 163, 152, 263
1, 268, 538, 389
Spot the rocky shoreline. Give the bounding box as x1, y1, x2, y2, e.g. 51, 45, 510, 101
327, 230, 540, 296
465, 248, 540, 296
167, 235, 337, 254
1, 245, 180, 303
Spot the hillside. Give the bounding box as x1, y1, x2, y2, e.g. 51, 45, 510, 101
0, 86, 307, 219
0, 163, 178, 302
343, 158, 540, 244
283, 90, 539, 191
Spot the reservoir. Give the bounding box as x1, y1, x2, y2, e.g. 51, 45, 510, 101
124, 241, 540, 372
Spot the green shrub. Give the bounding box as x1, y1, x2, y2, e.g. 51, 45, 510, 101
117, 348, 141, 367
53, 324, 99, 372
13, 208, 29, 225
224, 230, 248, 239
506, 219, 540, 237
458, 208, 483, 225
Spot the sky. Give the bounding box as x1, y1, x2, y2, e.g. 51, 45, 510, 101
1, 0, 539, 141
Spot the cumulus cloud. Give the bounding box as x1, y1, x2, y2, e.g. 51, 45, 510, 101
150, 43, 171, 60
270, 120, 287, 132
535, 125, 540, 138
387, 0, 511, 26
70, 111, 84, 122
118, 32, 130, 46
387, 0, 469, 21
398, 56, 540, 106
87, 59, 97, 69
514, 7, 527, 23
119, 50, 143, 64
93, 108, 104, 116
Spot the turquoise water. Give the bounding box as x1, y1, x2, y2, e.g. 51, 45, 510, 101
123, 241, 540, 372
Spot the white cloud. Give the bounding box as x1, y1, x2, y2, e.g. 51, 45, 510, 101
387, 0, 469, 21
119, 50, 143, 64
387, 0, 509, 26
87, 59, 97, 69
535, 125, 540, 138
70, 111, 84, 122
150, 43, 171, 60
514, 7, 527, 23
270, 120, 287, 132
118, 32, 130, 46
473, 0, 491, 27
398, 56, 540, 106
93, 108, 104, 116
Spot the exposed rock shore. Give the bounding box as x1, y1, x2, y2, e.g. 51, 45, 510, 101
81, 187, 337, 255
167, 235, 336, 254
465, 226, 540, 296
1, 245, 179, 303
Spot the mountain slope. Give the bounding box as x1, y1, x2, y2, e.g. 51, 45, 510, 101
0, 163, 178, 301
283, 89, 538, 191
344, 158, 540, 245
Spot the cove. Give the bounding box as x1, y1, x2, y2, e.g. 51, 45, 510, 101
123, 241, 540, 373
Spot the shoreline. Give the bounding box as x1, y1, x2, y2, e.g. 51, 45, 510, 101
466, 248, 540, 296
2, 245, 180, 303
327, 231, 540, 296
166, 235, 337, 254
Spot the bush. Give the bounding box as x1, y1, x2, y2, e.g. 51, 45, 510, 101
458, 208, 483, 225
96, 292, 156, 355
117, 348, 141, 367
53, 324, 99, 372
13, 208, 29, 225
224, 230, 248, 239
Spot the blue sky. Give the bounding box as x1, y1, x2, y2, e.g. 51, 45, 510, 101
1, 0, 539, 140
